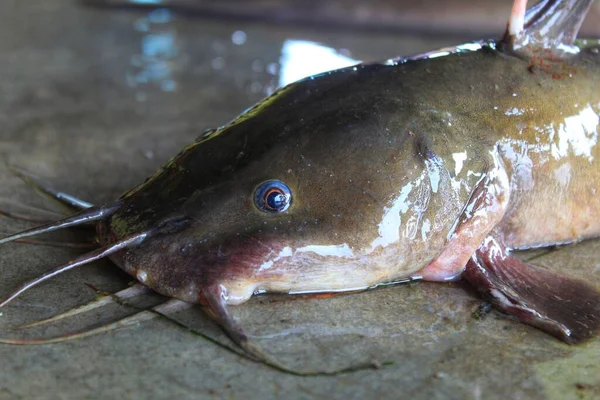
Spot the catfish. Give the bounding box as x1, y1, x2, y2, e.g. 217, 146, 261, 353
0, 0, 598, 367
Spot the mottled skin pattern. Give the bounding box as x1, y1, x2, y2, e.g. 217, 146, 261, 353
98, 41, 600, 306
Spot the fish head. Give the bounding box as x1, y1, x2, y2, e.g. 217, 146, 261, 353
102, 63, 473, 304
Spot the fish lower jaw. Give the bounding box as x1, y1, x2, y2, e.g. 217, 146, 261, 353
223, 267, 422, 305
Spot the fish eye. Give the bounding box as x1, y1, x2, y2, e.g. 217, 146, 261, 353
254, 180, 292, 213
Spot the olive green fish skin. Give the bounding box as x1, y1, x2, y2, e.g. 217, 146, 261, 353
99, 42, 600, 305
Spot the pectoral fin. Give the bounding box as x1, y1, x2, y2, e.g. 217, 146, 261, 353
417, 149, 510, 281
463, 236, 600, 343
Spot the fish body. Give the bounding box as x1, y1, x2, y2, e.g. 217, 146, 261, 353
100, 41, 600, 302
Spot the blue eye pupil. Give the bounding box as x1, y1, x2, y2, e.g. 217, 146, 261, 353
266, 192, 286, 209
254, 180, 292, 213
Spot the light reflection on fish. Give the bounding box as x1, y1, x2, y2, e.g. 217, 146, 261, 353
0, 0, 599, 371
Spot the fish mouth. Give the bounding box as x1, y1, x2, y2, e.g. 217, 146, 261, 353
97, 218, 378, 306
95, 221, 279, 304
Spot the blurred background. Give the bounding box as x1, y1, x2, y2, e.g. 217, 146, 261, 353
86, 0, 600, 37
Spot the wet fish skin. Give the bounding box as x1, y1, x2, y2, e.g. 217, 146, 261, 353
101, 40, 599, 300
103, 49, 496, 300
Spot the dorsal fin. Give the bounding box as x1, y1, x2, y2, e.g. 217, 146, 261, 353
503, 0, 594, 57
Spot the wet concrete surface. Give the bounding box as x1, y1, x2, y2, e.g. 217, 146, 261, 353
0, 1, 599, 399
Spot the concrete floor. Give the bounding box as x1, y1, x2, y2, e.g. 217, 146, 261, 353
0, 1, 599, 399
